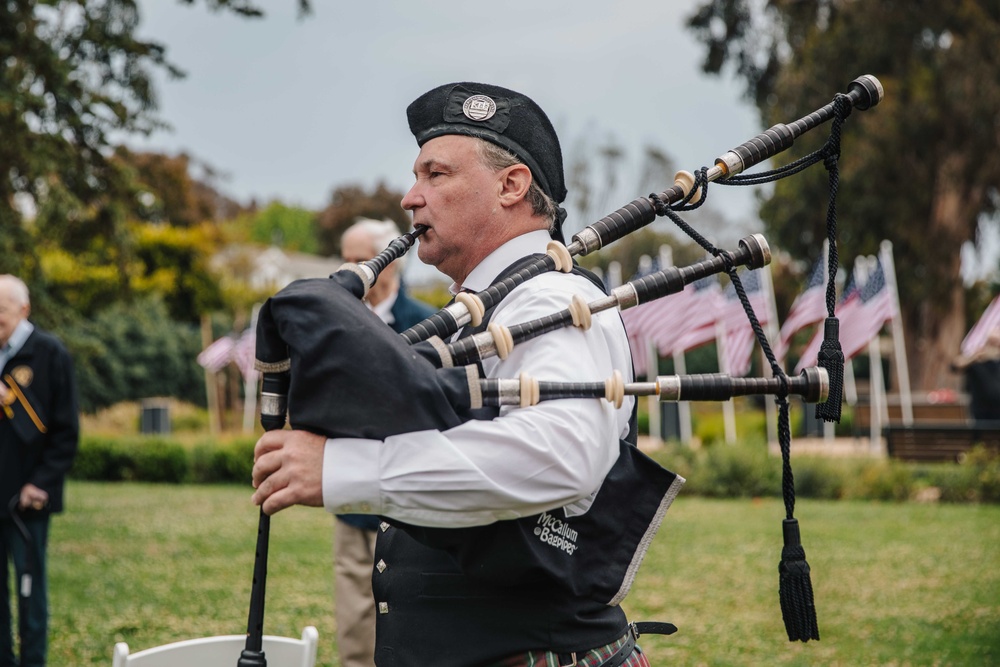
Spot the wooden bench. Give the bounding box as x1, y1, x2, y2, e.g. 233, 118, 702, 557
854, 399, 969, 430
884, 422, 1000, 463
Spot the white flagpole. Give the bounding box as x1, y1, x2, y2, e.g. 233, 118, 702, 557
715, 318, 737, 444
880, 240, 913, 425
673, 349, 693, 444
760, 261, 780, 444
867, 334, 886, 452
648, 338, 661, 444
242, 303, 262, 434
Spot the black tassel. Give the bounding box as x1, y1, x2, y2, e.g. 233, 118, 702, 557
814, 317, 844, 422
778, 518, 820, 642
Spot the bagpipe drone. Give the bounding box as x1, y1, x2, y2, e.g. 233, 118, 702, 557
238, 74, 884, 665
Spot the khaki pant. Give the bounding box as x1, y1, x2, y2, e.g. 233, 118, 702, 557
334, 520, 378, 667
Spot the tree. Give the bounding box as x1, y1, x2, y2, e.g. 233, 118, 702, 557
0, 0, 293, 282
316, 183, 410, 256
115, 148, 246, 226
238, 201, 319, 253
687, 0, 1000, 389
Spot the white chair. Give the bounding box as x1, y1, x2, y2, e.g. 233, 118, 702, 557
112, 626, 318, 667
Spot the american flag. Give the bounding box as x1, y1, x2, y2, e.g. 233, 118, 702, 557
719, 269, 770, 377
619, 264, 722, 374
961, 294, 1000, 357
796, 275, 859, 373
774, 257, 827, 363
795, 258, 897, 372
619, 256, 664, 375
197, 336, 236, 373
667, 274, 724, 356
838, 257, 896, 361
232, 328, 259, 381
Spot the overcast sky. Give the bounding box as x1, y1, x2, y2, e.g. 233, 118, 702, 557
129, 1, 766, 231
125, 1, 1000, 286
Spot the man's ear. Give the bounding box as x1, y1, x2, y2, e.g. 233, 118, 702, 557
497, 164, 533, 208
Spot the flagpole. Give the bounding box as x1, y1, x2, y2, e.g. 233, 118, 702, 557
867, 333, 886, 453
201, 314, 221, 435
242, 303, 262, 434
715, 318, 737, 444
673, 349, 693, 444
647, 338, 661, 445
760, 262, 780, 444
880, 240, 913, 425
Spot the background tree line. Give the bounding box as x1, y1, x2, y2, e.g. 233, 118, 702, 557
3, 1, 998, 415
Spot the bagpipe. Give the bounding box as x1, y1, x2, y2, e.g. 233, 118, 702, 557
238, 74, 884, 665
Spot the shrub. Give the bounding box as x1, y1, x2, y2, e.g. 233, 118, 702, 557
786, 456, 849, 500
71, 436, 131, 481
189, 438, 256, 484
690, 440, 780, 498
848, 461, 913, 501
129, 438, 189, 483
72, 435, 255, 484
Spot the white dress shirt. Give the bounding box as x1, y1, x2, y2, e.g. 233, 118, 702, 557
322, 230, 635, 527
0, 320, 33, 370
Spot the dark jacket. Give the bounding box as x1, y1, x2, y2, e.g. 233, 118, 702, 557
0, 327, 79, 518
389, 285, 437, 333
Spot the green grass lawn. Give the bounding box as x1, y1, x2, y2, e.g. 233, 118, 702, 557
39, 482, 1000, 666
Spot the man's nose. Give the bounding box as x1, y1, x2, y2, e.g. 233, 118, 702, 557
401, 184, 423, 211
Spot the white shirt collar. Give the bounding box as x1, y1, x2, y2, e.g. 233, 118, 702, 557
369, 290, 398, 325
453, 230, 553, 294
1, 319, 33, 365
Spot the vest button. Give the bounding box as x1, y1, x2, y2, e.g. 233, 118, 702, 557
379, 521, 390, 532
378, 602, 389, 614
376, 559, 387, 573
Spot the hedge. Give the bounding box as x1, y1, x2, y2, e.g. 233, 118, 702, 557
70, 434, 1000, 504
71, 435, 256, 484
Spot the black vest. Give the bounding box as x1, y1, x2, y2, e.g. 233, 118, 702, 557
372, 258, 682, 666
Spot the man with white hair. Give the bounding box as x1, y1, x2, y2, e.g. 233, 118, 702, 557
334, 220, 436, 667
0, 275, 80, 667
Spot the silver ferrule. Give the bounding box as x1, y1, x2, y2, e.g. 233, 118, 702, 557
260, 392, 288, 418
714, 152, 745, 179
495, 378, 523, 406
611, 284, 639, 310
805, 366, 830, 403
443, 301, 472, 328
744, 233, 771, 267
656, 376, 682, 401
571, 227, 603, 255
472, 331, 498, 360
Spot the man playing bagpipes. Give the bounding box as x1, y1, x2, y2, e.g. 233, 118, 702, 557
251, 83, 683, 667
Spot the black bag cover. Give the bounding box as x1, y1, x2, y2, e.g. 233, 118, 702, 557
255, 275, 475, 438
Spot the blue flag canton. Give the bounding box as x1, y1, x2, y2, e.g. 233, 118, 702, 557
805, 256, 826, 290
859, 260, 887, 303
724, 268, 761, 300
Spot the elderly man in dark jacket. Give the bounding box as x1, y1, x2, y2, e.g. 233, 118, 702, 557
0, 274, 79, 667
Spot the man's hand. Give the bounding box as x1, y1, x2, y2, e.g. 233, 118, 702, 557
251, 429, 327, 515
19, 483, 49, 511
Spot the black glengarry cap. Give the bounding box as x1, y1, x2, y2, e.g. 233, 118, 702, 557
407, 82, 567, 213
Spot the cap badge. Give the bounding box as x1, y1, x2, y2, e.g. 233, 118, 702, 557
462, 95, 497, 122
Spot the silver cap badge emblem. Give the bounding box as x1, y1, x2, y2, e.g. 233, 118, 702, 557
462, 95, 497, 121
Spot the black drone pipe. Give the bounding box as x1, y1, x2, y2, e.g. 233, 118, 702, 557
475, 367, 829, 408
436, 234, 769, 370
